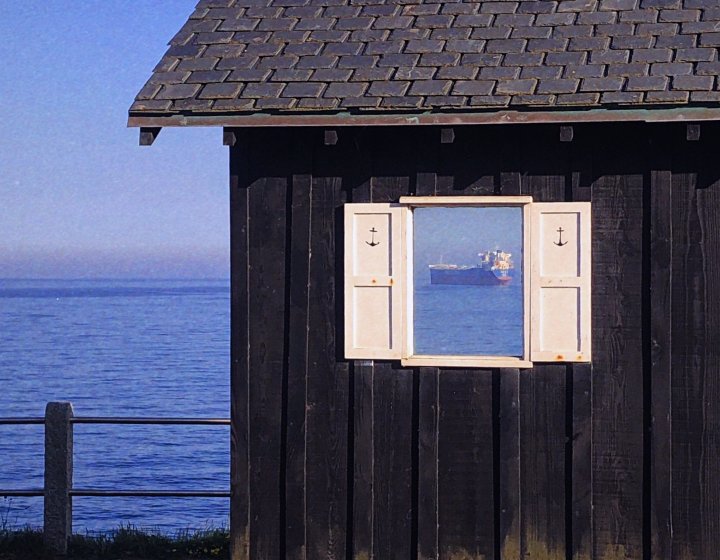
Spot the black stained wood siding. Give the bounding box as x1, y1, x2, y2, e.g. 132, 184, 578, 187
229, 123, 720, 560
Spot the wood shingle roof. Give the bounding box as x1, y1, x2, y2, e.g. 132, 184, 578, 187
129, 0, 720, 126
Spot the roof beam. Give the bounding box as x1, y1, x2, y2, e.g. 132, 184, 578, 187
128, 106, 720, 129
687, 123, 701, 141
139, 127, 161, 146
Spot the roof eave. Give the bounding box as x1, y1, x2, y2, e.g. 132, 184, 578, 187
127, 106, 720, 129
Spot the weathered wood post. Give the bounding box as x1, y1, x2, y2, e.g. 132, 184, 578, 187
44, 402, 73, 555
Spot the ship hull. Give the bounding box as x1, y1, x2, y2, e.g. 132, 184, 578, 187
430, 267, 511, 286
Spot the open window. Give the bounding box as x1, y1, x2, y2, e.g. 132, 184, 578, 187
344, 197, 591, 368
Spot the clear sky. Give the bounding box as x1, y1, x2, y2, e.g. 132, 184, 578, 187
0, 1, 229, 279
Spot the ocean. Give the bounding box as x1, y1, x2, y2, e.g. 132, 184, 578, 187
0, 279, 230, 533
414, 282, 524, 357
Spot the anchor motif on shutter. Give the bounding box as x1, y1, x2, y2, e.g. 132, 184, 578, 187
366, 227, 380, 247
554, 227, 568, 247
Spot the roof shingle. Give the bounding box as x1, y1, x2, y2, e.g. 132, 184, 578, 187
130, 0, 720, 121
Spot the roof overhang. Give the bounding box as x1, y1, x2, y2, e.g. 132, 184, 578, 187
128, 105, 720, 129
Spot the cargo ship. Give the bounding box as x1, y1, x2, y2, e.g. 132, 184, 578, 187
428, 250, 513, 286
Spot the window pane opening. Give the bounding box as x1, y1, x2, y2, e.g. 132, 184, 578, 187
412, 206, 524, 357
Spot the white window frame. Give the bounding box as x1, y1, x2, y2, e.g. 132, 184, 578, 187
399, 196, 533, 369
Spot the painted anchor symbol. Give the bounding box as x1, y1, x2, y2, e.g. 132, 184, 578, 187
366, 227, 380, 247
554, 227, 568, 247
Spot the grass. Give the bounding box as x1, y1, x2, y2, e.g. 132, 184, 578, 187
0, 526, 230, 560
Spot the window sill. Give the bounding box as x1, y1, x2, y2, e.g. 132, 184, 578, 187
400, 356, 533, 369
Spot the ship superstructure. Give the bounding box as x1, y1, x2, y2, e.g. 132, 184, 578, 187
429, 249, 514, 286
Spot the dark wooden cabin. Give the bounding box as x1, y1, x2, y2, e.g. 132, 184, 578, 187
131, 1, 720, 558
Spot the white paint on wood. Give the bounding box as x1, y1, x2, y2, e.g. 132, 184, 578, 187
403, 208, 414, 357
401, 356, 533, 368
539, 287, 580, 350
399, 195, 533, 207
530, 202, 591, 362
353, 287, 392, 350
344, 203, 405, 359
522, 203, 532, 362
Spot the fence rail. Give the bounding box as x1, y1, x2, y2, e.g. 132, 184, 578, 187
0, 417, 45, 425
69, 489, 230, 497
0, 402, 230, 555
1, 489, 44, 497
72, 417, 230, 425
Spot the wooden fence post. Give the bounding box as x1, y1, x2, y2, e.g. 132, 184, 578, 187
44, 402, 73, 555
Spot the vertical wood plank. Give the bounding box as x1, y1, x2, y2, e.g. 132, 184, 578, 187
591, 164, 644, 560
650, 168, 672, 560
671, 151, 720, 559
693, 164, 720, 559
230, 135, 250, 560
498, 166, 522, 560
352, 361, 374, 560
247, 137, 289, 560
570, 363, 592, 560
285, 144, 312, 560
569, 137, 593, 560
498, 369, 521, 560
418, 366, 439, 560
305, 172, 349, 560
670, 168, 696, 560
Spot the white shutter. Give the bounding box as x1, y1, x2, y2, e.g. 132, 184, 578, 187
344, 203, 405, 359
530, 202, 591, 362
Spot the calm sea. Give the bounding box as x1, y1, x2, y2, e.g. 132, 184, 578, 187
0, 279, 230, 533
414, 283, 524, 357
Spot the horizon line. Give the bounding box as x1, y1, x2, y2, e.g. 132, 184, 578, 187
0, 276, 231, 281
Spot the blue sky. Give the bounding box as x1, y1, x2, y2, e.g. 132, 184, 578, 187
0, 1, 228, 278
